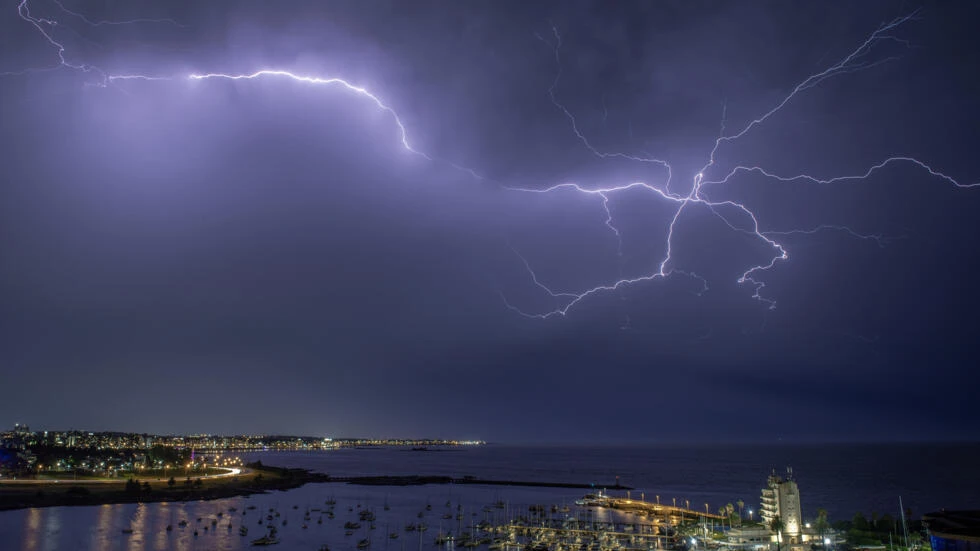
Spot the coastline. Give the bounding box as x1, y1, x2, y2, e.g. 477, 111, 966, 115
0, 463, 629, 512
0, 463, 327, 512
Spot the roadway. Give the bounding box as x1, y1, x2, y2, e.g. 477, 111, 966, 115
0, 467, 245, 485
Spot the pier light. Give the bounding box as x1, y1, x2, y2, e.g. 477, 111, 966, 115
806, 523, 811, 529
824, 539, 831, 546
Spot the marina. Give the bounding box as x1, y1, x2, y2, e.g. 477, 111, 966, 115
1, 444, 976, 551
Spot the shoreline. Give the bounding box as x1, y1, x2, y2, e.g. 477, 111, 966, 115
0, 463, 327, 512
0, 464, 626, 512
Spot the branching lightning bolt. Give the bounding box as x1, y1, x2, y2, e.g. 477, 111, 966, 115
187, 70, 429, 160
4, 1, 976, 322
500, 12, 977, 318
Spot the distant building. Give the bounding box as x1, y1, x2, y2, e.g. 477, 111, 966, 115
728, 526, 774, 549
924, 510, 980, 551
761, 468, 804, 549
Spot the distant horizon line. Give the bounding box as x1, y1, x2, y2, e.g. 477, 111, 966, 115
6, 425, 977, 446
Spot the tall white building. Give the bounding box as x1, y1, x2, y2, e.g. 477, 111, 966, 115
761, 468, 803, 546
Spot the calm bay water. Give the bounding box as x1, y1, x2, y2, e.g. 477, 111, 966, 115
1, 443, 976, 551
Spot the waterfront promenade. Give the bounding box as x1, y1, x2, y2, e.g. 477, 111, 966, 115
599, 496, 726, 521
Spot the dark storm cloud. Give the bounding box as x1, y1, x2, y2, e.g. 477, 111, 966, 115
1, 0, 978, 441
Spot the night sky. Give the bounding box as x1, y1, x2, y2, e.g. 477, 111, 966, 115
1, 1, 978, 443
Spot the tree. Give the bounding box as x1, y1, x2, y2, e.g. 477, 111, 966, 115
815, 509, 830, 545
770, 515, 785, 551
167, 477, 176, 489
737, 500, 745, 526
853, 512, 870, 531
727, 504, 736, 529
125, 478, 140, 495
142, 482, 151, 494
878, 514, 895, 534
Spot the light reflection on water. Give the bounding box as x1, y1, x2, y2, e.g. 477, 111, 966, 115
153, 502, 169, 551
2, 484, 618, 551
22, 506, 41, 551
42, 506, 61, 551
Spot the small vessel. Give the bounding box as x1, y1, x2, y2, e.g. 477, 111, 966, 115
121, 528, 133, 535
240, 526, 249, 536
250, 535, 280, 546
252, 527, 280, 546
345, 521, 361, 530
357, 538, 371, 549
